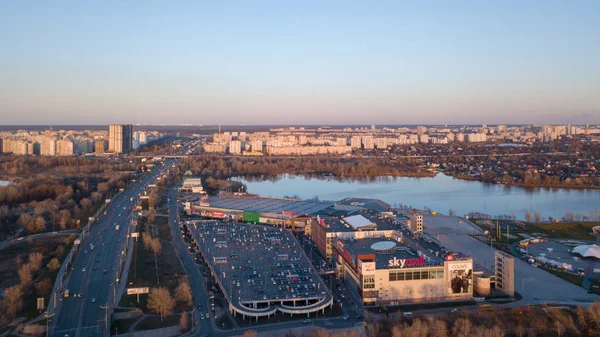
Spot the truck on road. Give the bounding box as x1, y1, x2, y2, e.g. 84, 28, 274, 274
115, 225, 120, 231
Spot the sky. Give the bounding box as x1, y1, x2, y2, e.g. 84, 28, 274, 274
1, 1, 599, 125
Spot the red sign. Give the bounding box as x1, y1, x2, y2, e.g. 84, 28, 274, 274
282, 211, 299, 216
211, 212, 225, 218
446, 254, 454, 261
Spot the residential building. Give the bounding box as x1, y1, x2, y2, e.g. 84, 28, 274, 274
108, 124, 133, 154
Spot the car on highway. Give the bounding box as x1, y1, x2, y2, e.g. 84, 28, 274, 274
303, 319, 312, 324
451, 308, 459, 313
82, 268, 86, 272
197, 304, 202, 310
103, 270, 107, 274
200, 313, 206, 320
92, 297, 96, 303
343, 314, 350, 320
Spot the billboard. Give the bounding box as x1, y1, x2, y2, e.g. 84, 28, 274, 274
127, 287, 149, 295
358, 260, 376, 275
446, 261, 473, 296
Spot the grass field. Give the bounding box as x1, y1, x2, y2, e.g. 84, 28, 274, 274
525, 222, 600, 240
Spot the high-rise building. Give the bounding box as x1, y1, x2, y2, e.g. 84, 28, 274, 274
95, 139, 108, 153
109, 124, 133, 154
494, 251, 514, 296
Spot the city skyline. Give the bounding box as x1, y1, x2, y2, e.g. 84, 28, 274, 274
1, 1, 599, 125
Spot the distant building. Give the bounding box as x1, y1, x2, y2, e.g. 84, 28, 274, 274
108, 124, 133, 154
228, 140, 242, 155
41, 138, 56, 156
495, 251, 514, 296
181, 177, 204, 194
409, 213, 423, 233
56, 139, 74, 156
95, 139, 108, 153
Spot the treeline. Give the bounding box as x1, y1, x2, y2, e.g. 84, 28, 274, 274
181, 156, 432, 194
361, 304, 600, 337
0, 156, 141, 237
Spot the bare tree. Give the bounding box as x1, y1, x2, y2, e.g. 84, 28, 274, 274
174, 281, 193, 304
525, 212, 532, 222
590, 302, 600, 328
35, 277, 52, 296
565, 211, 575, 222
29, 252, 44, 271
179, 312, 189, 332
47, 258, 61, 271
576, 305, 587, 330
428, 318, 448, 337
18, 263, 33, 285
3, 285, 24, 318
58, 209, 71, 230
554, 320, 565, 337
534, 211, 541, 222
452, 318, 473, 337
55, 245, 66, 258
147, 287, 175, 321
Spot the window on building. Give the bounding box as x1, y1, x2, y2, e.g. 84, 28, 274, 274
421, 271, 429, 279
405, 271, 413, 280
413, 271, 421, 280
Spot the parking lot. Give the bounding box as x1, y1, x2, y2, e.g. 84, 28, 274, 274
526, 239, 592, 273
188, 221, 332, 316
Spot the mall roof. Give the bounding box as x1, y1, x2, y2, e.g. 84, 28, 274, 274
343, 214, 374, 230
335, 197, 391, 211
203, 195, 333, 214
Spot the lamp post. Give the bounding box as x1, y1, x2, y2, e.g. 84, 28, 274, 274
45, 312, 55, 337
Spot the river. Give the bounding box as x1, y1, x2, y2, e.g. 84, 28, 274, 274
239, 174, 600, 221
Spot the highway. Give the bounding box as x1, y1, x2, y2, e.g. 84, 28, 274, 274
49, 161, 174, 337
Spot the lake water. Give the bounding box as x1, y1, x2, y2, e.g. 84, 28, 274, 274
240, 174, 600, 220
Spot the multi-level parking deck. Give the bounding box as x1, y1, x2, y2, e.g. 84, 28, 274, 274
187, 221, 333, 320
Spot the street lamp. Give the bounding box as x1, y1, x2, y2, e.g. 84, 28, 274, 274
45, 312, 54, 337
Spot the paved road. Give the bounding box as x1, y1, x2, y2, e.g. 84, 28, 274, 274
49, 162, 174, 337
0, 229, 79, 251
168, 187, 216, 336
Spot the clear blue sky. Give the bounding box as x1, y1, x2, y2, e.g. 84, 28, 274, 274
1, 1, 599, 125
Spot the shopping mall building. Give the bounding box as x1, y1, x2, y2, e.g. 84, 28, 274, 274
332, 237, 473, 305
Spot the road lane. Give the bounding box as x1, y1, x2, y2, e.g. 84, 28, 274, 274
51, 162, 174, 337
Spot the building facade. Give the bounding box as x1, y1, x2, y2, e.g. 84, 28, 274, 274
108, 124, 133, 154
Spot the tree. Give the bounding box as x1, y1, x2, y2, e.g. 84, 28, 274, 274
452, 318, 472, 337
54, 245, 66, 258
58, 209, 71, 230
149, 238, 162, 255
29, 252, 44, 271
525, 212, 532, 222
428, 318, 448, 337
179, 312, 189, 332
174, 281, 193, 304
3, 285, 24, 318
35, 277, 53, 296
148, 190, 160, 209
534, 211, 541, 222
17, 213, 33, 228
147, 287, 175, 321
18, 263, 33, 285
47, 258, 61, 271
